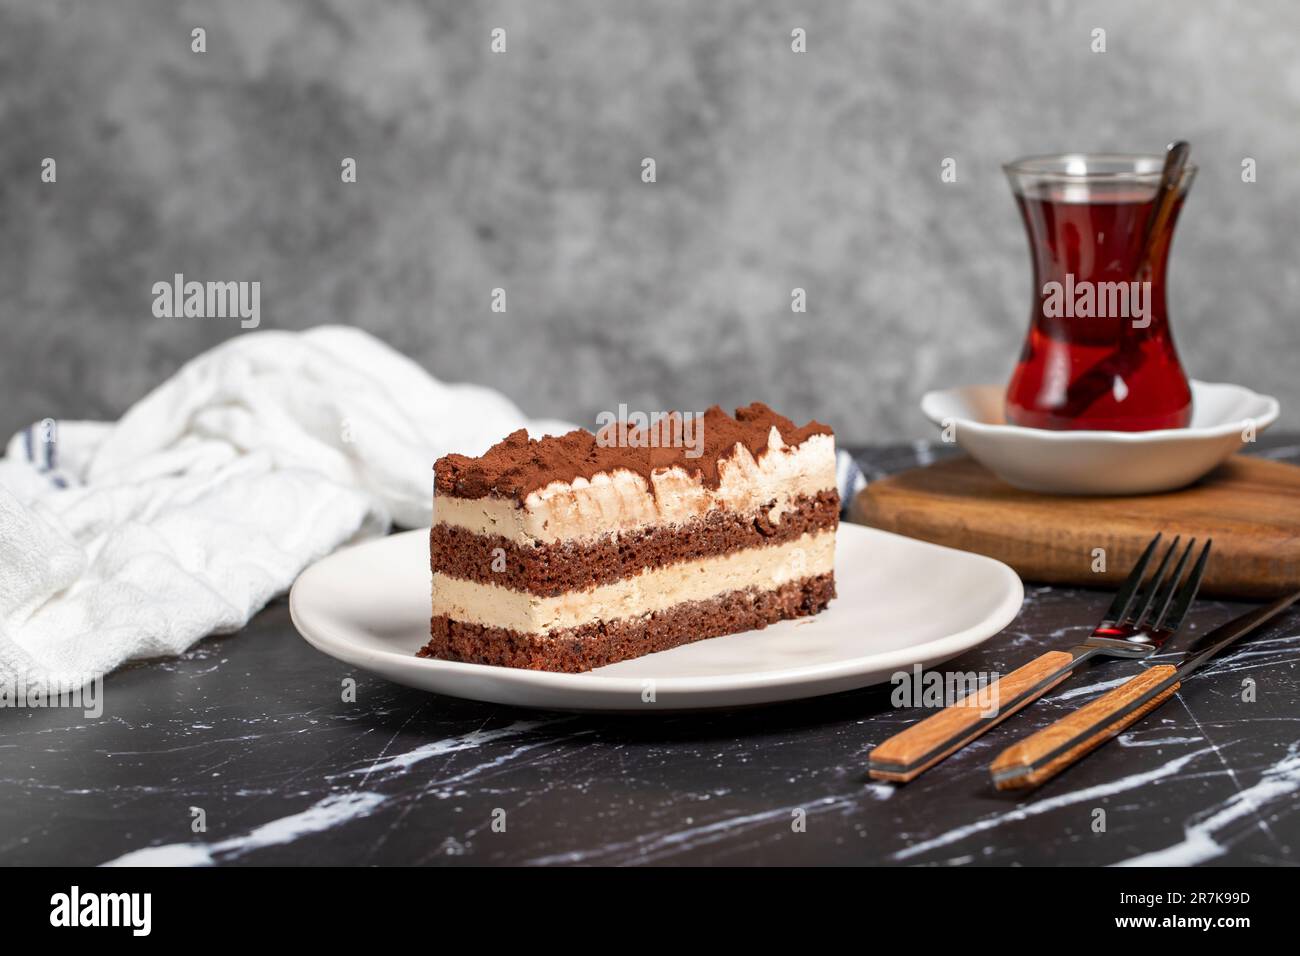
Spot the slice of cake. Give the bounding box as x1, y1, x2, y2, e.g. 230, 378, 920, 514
420, 403, 839, 672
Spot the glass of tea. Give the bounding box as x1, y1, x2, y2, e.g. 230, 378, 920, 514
1003, 154, 1195, 431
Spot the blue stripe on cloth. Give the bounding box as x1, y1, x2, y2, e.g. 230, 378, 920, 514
19, 419, 66, 489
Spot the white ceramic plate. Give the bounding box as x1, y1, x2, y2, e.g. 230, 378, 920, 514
921, 380, 1279, 495
289, 524, 1023, 712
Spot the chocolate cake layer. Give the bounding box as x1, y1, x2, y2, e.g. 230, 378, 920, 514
419, 573, 836, 672
435, 402, 832, 500
430, 489, 840, 596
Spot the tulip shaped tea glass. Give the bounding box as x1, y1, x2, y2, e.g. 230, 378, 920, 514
1003, 154, 1195, 431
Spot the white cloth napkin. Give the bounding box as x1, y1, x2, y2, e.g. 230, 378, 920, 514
0, 326, 574, 687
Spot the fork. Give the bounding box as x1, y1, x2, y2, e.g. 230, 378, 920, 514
867, 533, 1212, 782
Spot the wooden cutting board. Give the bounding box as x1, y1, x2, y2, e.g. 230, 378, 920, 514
851, 454, 1300, 599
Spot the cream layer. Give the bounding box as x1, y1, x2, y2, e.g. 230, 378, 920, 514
430, 530, 835, 635
434, 430, 836, 545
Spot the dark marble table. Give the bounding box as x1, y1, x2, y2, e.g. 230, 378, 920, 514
3, 439, 1299, 867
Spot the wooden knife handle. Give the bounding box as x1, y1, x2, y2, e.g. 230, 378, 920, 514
867, 650, 1077, 783
990, 664, 1180, 791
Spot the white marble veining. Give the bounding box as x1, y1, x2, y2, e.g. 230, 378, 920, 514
1115, 745, 1300, 866
101, 793, 386, 866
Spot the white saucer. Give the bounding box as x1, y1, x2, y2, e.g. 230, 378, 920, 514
921, 380, 1279, 495
289, 524, 1023, 713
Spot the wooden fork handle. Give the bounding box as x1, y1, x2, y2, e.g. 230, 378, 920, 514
990, 664, 1180, 790
867, 650, 1077, 783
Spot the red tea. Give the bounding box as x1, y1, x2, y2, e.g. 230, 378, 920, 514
1005, 178, 1193, 431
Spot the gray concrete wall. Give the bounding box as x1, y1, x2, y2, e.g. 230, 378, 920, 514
2, 0, 1296, 443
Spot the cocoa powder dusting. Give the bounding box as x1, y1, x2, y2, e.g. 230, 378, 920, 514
434, 402, 833, 500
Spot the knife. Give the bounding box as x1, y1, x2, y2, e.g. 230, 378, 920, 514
990, 588, 1300, 790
